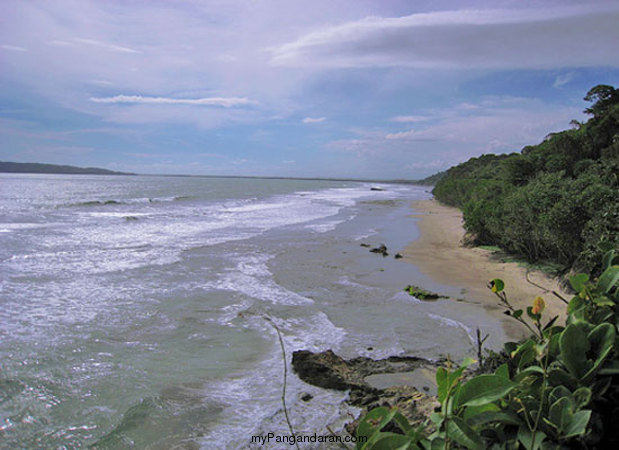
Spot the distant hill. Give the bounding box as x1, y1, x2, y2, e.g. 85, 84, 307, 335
0, 161, 135, 175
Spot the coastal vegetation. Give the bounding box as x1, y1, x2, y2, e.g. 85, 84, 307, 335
356, 253, 619, 449
352, 86, 619, 448
431, 85, 619, 277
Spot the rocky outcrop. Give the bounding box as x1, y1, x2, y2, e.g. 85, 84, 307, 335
291, 350, 441, 431
291, 350, 368, 391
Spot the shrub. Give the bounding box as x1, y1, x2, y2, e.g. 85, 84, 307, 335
355, 251, 619, 449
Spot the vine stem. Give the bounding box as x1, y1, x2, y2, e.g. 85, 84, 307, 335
266, 316, 301, 450
525, 270, 568, 304
492, 290, 539, 338
531, 330, 553, 448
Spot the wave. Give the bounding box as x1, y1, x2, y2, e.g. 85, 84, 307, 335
64, 196, 194, 208
427, 313, 475, 345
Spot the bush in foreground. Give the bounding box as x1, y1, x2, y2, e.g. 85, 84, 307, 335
356, 251, 619, 449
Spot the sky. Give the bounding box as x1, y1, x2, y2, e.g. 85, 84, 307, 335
1, 0, 618, 179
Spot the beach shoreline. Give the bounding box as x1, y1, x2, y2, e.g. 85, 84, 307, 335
402, 198, 568, 340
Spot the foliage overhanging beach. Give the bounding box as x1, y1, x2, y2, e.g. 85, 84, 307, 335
289, 84, 619, 449
346, 85, 619, 449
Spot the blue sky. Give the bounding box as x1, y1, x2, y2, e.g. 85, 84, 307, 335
1, 0, 618, 179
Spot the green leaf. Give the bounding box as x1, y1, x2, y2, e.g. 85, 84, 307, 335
436, 359, 474, 404
357, 407, 398, 445
369, 433, 414, 450
392, 411, 412, 435
517, 427, 546, 450
466, 410, 522, 427
582, 322, 616, 381
559, 324, 591, 379
547, 367, 576, 389
602, 249, 617, 271
511, 339, 537, 371
513, 309, 523, 319
495, 363, 510, 380
490, 279, 504, 293
446, 416, 485, 450
513, 365, 544, 383
564, 410, 591, 438
462, 402, 499, 421
429, 412, 443, 426
456, 374, 516, 408
547, 331, 563, 359
548, 385, 571, 405
569, 273, 589, 292
460, 357, 476, 368
428, 437, 445, 450
597, 265, 619, 294
573, 387, 592, 409
567, 296, 585, 316
593, 295, 615, 307
549, 397, 575, 434
435, 368, 448, 404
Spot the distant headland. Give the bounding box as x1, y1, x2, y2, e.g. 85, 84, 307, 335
0, 161, 135, 176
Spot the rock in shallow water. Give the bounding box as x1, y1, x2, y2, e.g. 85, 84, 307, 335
291, 349, 442, 432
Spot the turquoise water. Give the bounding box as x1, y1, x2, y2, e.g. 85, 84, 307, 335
0, 174, 504, 448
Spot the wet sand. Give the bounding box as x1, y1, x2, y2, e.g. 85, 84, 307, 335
403, 199, 568, 340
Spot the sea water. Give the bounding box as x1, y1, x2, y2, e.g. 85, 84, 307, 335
0, 174, 505, 448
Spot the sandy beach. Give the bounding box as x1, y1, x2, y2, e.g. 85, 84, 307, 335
403, 199, 569, 340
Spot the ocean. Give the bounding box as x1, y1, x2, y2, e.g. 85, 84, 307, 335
0, 174, 505, 448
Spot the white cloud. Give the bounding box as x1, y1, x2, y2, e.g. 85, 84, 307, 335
90, 95, 255, 108
271, 5, 619, 69
386, 129, 415, 140
390, 115, 429, 123
553, 72, 575, 88
330, 96, 583, 174
302, 116, 326, 123
1, 44, 27, 52
73, 38, 140, 54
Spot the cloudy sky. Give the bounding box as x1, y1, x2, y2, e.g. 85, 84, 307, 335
1, 0, 618, 179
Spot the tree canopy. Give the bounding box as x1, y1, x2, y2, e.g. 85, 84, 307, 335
432, 85, 619, 276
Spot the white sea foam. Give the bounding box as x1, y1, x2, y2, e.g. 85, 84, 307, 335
206, 253, 314, 306
392, 290, 423, 304
203, 311, 347, 449
353, 228, 378, 240
304, 219, 343, 233
0, 175, 428, 448
428, 313, 475, 345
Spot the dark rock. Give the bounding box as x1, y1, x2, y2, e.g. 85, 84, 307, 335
360, 243, 371, 248
404, 285, 448, 301
370, 244, 389, 257
370, 187, 385, 191
394, 253, 403, 259
292, 349, 443, 435
291, 350, 366, 391
300, 393, 313, 402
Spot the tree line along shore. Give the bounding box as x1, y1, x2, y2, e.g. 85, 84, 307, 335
431, 85, 618, 279
293, 85, 619, 449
